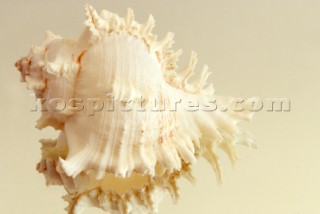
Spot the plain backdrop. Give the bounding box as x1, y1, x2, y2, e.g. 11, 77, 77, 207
1, 0, 320, 213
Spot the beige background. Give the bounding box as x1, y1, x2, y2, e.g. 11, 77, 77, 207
1, 0, 320, 213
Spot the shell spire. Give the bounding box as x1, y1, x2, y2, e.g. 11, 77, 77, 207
84, 4, 105, 41
140, 15, 155, 36
180, 51, 198, 89
83, 4, 182, 75
125, 8, 135, 29
190, 64, 212, 93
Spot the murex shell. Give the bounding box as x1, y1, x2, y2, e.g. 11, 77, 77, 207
15, 4, 255, 214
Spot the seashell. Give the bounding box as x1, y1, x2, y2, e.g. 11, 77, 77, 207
15, 4, 255, 214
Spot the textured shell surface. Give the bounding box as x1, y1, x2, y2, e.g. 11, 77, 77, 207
15, 4, 255, 214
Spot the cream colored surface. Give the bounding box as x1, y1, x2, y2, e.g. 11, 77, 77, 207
14, 5, 256, 213
0, 0, 319, 214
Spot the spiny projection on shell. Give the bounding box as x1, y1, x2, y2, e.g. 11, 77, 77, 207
15, 4, 255, 214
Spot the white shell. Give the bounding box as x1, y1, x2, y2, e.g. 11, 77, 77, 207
15, 4, 255, 214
